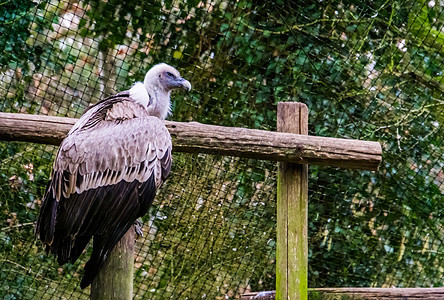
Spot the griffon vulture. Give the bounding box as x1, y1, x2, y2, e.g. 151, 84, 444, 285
36, 63, 191, 289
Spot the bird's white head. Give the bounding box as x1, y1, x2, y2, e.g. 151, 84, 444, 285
129, 63, 191, 119
144, 63, 192, 92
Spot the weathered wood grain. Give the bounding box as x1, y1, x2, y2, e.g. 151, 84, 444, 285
0, 112, 382, 170
90, 227, 134, 300
242, 288, 444, 300
277, 103, 309, 300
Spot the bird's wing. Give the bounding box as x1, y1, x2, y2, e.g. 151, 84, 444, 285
36, 97, 172, 261
55, 110, 172, 200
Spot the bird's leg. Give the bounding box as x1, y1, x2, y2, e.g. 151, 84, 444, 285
134, 219, 143, 238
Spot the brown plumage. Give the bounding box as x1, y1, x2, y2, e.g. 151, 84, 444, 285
36, 63, 191, 289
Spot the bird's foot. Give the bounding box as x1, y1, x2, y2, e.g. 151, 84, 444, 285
134, 219, 143, 238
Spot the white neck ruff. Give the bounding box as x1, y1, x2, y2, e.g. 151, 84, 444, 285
129, 82, 149, 107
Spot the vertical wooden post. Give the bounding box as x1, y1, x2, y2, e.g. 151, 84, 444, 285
276, 102, 309, 300
90, 227, 134, 300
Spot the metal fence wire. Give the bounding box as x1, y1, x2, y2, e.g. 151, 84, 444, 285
0, 0, 443, 299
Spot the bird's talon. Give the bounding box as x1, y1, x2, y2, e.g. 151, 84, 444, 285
134, 220, 143, 238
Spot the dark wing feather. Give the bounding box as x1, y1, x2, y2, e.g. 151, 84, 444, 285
36, 96, 172, 288
80, 174, 157, 288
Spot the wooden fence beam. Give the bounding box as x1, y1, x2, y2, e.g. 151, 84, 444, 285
0, 112, 382, 170
242, 288, 444, 299
276, 103, 309, 300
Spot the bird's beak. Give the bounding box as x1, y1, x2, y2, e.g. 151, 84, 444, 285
179, 78, 192, 91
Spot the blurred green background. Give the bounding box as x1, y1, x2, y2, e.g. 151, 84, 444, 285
0, 0, 443, 298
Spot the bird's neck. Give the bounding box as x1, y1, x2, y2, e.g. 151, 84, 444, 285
129, 82, 171, 120
147, 86, 171, 120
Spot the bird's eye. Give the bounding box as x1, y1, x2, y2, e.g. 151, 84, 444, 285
166, 72, 174, 77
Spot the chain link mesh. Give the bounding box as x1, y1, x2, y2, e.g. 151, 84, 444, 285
1, 0, 443, 298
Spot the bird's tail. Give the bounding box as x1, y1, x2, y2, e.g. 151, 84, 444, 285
80, 235, 108, 289
80, 224, 134, 289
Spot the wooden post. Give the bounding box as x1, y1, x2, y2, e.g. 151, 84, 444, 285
90, 227, 134, 300
277, 103, 309, 300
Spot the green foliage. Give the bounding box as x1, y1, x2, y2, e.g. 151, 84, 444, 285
0, 0, 443, 298
0, 0, 39, 71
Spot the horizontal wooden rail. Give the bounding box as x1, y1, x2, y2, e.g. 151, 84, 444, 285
0, 112, 382, 170
242, 288, 444, 299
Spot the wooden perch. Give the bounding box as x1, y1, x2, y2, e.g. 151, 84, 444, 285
0, 112, 382, 170
242, 288, 444, 299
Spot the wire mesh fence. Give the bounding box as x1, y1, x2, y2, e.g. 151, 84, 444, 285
1, 0, 443, 298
